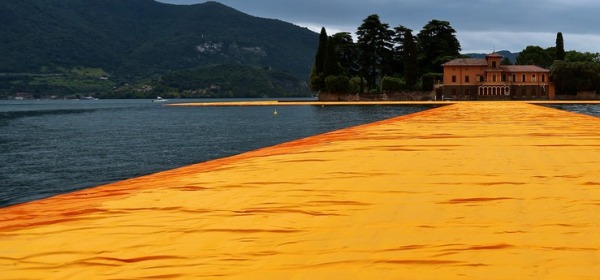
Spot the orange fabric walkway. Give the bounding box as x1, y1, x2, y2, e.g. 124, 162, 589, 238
1, 102, 599, 279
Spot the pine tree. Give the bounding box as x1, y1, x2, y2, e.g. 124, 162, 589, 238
417, 20, 461, 73
329, 32, 358, 76
356, 14, 393, 91
556, 32, 565, 61
323, 36, 341, 77
391, 25, 411, 78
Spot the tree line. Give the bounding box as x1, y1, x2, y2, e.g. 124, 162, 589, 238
309, 15, 461, 94
517, 32, 600, 95
311, 14, 600, 96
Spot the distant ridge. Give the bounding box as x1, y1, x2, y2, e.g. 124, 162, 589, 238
465, 50, 519, 64
0, 0, 318, 97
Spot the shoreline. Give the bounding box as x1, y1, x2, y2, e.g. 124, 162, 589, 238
1, 101, 599, 279
168, 100, 600, 106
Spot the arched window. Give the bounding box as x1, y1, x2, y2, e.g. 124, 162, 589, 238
522, 74, 526, 82
542, 74, 546, 82
532, 74, 537, 82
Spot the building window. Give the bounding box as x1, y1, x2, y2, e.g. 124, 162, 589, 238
532, 74, 537, 82
465, 76, 470, 83
542, 74, 546, 82
512, 74, 516, 82
492, 74, 497, 82
452, 75, 457, 83
492, 61, 497, 68
452, 89, 457, 96
502, 74, 506, 82
522, 74, 526, 82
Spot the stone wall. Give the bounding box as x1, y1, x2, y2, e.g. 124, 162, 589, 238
555, 91, 600, 100
318, 91, 435, 101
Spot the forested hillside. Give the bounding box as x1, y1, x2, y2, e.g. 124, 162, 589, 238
0, 0, 318, 98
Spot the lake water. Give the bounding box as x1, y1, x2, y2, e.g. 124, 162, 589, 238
547, 103, 600, 118
0, 99, 437, 207
1, 100, 598, 208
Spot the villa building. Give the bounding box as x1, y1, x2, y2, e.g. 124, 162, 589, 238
439, 53, 554, 100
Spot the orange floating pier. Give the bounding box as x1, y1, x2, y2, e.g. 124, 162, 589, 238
1, 102, 600, 279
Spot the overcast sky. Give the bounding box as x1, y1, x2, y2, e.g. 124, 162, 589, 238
159, 0, 600, 54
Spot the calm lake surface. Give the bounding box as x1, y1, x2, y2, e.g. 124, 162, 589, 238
1, 100, 598, 208
0, 98, 437, 207
547, 103, 600, 118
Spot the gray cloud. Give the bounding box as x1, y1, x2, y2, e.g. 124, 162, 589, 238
158, 0, 600, 53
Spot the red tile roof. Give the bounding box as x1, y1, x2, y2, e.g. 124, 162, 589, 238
486, 53, 503, 58
501, 65, 549, 73
442, 58, 550, 73
442, 58, 487, 66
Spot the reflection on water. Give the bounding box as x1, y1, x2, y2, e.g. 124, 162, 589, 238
0, 99, 434, 207
546, 104, 600, 117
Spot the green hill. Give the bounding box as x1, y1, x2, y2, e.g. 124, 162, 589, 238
0, 0, 318, 98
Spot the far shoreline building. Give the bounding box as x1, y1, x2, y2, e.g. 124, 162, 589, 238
439, 53, 555, 100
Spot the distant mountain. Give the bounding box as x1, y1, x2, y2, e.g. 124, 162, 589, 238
0, 0, 318, 98
465, 50, 519, 64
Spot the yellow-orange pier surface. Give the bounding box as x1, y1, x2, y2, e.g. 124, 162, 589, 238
1, 102, 600, 279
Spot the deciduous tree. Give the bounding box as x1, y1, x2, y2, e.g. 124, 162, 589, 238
565, 50, 600, 62
551, 61, 600, 94
516, 46, 553, 68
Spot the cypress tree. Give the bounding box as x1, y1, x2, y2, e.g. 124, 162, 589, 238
310, 27, 328, 92
403, 29, 418, 89
314, 27, 328, 75
556, 32, 565, 61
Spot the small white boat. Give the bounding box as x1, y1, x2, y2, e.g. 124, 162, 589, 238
152, 96, 168, 102
81, 96, 99, 100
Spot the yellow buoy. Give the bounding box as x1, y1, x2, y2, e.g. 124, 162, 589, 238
273, 109, 278, 116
